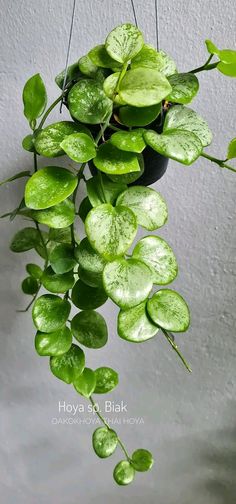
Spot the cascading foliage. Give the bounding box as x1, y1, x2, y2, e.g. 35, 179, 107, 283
1, 23, 236, 486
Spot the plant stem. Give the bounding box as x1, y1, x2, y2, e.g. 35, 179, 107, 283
33, 152, 38, 172
17, 284, 42, 312
115, 62, 128, 92
37, 95, 63, 131
161, 328, 192, 373
95, 113, 112, 145
35, 221, 49, 266
189, 54, 218, 74
89, 396, 131, 461
201, 152, 236, 173
71, 162, 87, 245
108, 124, 122, 132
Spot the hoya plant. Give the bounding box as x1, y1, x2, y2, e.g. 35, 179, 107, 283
1, 24, 236, 486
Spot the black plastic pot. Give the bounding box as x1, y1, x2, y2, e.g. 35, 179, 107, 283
130, 147, 168, 186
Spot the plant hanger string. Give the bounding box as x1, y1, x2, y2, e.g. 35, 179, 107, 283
130, 0, 160, 50
60, 0, 77, 112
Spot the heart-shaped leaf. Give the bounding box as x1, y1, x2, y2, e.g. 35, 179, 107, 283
164, 105, 212, 147
21, 277, 39, 295
86, 174, 127, 207
49, 243, 76, 274
227, 138, 236, 159
68, 79, 112, 124
71, 310, 108, 349
118, 301, 158, 343
60, 133, 96, 163
34, 121, 90, 158
31, 199, 75, 229
10, 227, 40, 252
103, 258, 153, 309
88, 44, 122, 69
132, 236, 178, 285
110, 129, 146, 153
167, 73, 199, 104
131, 44, 177, 76
147, 289, 190, 332
74, 367, 96, 397
105, 23, 144, 64
144, 129, 202, 165
85, 204, 137, 260
75, 237, 106, 275
78, 54, 98, 77
25, 166, 77, 210
50, 343, 85, 383
32, 294, 71, 333
131, 449, 154, 472
26, 263, 43, 280
35, 326, 72, 356
71, 279, 108, 309
23, 73, 47, 122
94, 367, 118, 394
93, 142, 140, 175
119, 68, 172, 107
93, 427, 118, 458
41, 266, 74, 293
113, 460, 135, 486
116, 186, 168, 230
119, 103, 161, 127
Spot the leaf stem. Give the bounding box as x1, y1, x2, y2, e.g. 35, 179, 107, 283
189, 54, 218, 74
33, 152, 38, 172
161, 328, 192, 373
37, 95, 63, 131
35, 221, 49, 265
71, 162, 87, 245
201, 152, 236, 173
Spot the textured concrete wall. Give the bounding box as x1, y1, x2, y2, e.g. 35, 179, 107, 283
0, 1, 236, 503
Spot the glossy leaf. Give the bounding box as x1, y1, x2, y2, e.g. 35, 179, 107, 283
217, 61, 236, 77
78, 54, 98, 77
132, 236, 178, 285
50, 343, 85, 384
93, 427, 118, 458
86, 174, 127, 207
227, 138, 236, 159
71, 310, 108, 349
10, 227, 40, 252
119, 68, 172, 107
71, 279, 108, 310
32, 294, 71, 333
144, 129, 202, 165
31, 199, 75, 229
105, 23, 144, 64
35, 326, 72, 356
22, 135, 34, 152
131, 44, 177, 76
49, 227, 73, 244
41, 266, 74, 293
77, 266, 103, 288
26, 263, 43, 280
118, 301, 158, 343
103, 72, 126, 105
205, 39, 219, 55
110, 129, 146, 153
103, 258, 153, 309
167, 73, 199, 104
55, 61, 82, 89
78, 197, 92, 222
23, 73, 47, 122
113, 460, 135, 485
94, 367, 118, 394
131, 449, 154, 472
107, 153, 144, 184
49, 243, 76, 274
25, 166, 77, 210
68, 79, 112, 124
34, 121, 90, 158
88, 44, 122, 69
93, 142, 140, 175
147, 289, 190, 332
119, 103, 161, 127
116, 186, 168, 230
164, 105, 212, 147
60, 133, 96, 163
75, 237, 106, 276
21, 276, 39, 295
74, 367, 96, 398
85, 204, 137, 261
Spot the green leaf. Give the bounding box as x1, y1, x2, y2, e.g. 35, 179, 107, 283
73, 367, 96, 397
35, 326, 72, 356
119, 68, 172, 107
78, 54, 98, 77
68, 79, 112, 124
60, 133, 96, 163
23, 73, 47, 123
105, 23, 144, 64
167, 73, 199, 104
22, 134, 34, 152
94, 367, 118, 394
92, 427, 118, 458
77, 266, 103, 288
78, 197, 92, 222
118, 301, 158, 343
103, 72, 126, 105
116, 186, 168, 230
0, 170, 31, 187
110, 129, 146, 153
41, 266, 74, 293
218, 49, 236, 64
147, 289, 190, 332
131, 45, 177, 76
71, 279, 108, 310
132, 236, 178, 285
205, 40, 236, 77
21, 276, 39, 295
32, 294, 71, 333
50, 344, 85, 384
119, 104, 161, 127
85, 204, 137, 261
88, 44, 122, 69
103, 258, 153, 309
49, 227, 72, 244
25, 166, 77, 210
113, 461, 135, 486
217, 61, 236, 77
93, 142, 140, 175
164, 105, 212, 147
71, 310, 108, 349
131, 449, 154, 472
31, 199, 75, 229
26, 263, 43, 280
55, 61, 82, 89
227, 138, 236, 159
34, 121, 91, 158
49, 243, 76, 274
144, 129, 203, 165
10, 227, 40, 252
75, 237, 106, 276
205, 39, 219, 55
107, 153, 144, 184
86, 174, 127, 207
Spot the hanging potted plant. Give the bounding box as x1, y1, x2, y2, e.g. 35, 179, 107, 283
1, 22, 236, 486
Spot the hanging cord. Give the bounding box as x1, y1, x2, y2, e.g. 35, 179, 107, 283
154, 0, 160, 51
130, 0, 138, 27
60, 0, 77, 112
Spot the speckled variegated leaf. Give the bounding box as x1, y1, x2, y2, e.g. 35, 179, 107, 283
118, 301, 158, 342
60, 133, 96, 163
131, 44, 177, 76
164, 105, 212, 147
132, 236, 178, 285
144, 129, 202, 165
167, 73, 199, 104
78, 54, 98, 77
75, 237, 106, 274
88, 44, 122, 70
71, 310, 108, 349
93, 142, 140, 175
113, 460, 135, 485
116, 186, 168, 230
103, 258, 153, 309
147, 289, 190, 332
71, 279, 108, 310
25, 166, 77, 210
31, 199, 75, 229
68, 79, 112, 124
119, 104, 161, 127
35, 326, 72, 356
94, 367, 119, 394
86, 174, 127, 207
34, 121, 90, 157
50, 344, 85, 384
32, 294, 71, 333
103, 72, 126, 105
74, 367, 96, 398
41, 266, 74, 293
93, 427, 118, 458
119, 68, 172, 107
110, 129, 146, 153
105, 23, 144, 64
85, 204, 137, 261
